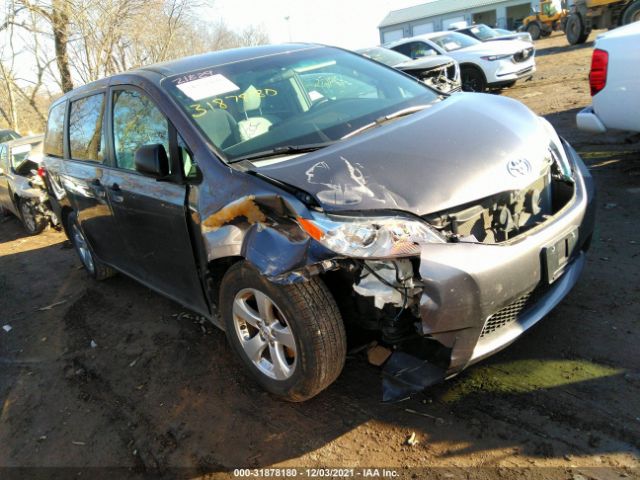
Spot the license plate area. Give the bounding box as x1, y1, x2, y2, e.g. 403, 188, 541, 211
543, 229, 578, 284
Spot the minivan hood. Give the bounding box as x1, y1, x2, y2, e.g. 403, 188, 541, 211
254, 93, 551, 216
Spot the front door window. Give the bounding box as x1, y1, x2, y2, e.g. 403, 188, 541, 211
112, 90, 169, 171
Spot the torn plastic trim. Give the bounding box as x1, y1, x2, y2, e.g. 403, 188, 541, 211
200, 191, 345, 284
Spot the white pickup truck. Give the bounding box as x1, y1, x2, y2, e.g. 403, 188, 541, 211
577, 22, 640, 133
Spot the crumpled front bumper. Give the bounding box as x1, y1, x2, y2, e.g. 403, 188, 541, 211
416, 140, 595, 377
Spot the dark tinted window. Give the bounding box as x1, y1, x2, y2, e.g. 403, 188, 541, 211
112, 90, 169, 171
69, 94, 106, 162
44, 102, 66, 157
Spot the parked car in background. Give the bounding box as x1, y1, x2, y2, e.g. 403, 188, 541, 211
0, 134, 58, 234
455, 23, 533, 43
386, 32, 536, 92
43, 43, 594, 402
0, 129, 20, 143
357, 46, 461, 93
577, 21, 640, 133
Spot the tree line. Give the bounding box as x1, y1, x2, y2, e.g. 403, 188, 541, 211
0, 0, 269, 133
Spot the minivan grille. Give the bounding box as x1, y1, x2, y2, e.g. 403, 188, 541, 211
481, 291, 533, 337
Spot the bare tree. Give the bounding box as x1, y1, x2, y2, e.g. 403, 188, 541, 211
1, 0, 271, 132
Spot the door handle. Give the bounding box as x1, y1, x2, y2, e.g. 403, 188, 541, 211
90, 178, 106, 198
109, 183, 124, 203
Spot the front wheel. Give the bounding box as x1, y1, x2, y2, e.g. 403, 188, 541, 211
220, 261, 346, 402
19, 198, 46, 235
461, 66, 487, 92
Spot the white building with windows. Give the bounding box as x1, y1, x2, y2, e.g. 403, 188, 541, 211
378, 0, 560, 44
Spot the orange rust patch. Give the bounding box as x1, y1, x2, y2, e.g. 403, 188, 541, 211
202, 195, 267, 229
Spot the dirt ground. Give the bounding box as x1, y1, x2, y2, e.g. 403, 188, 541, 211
1, 32, 639, 479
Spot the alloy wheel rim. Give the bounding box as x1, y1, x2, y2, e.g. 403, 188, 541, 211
72, 224, 95, 273
232, 288, 297, 381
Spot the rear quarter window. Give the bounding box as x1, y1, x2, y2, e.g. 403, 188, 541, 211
44, 102, 66, 157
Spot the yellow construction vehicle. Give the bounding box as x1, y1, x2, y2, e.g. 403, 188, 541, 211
521, 1, 569, 40
566, 0, 640, 44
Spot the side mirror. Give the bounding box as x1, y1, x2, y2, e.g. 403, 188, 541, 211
134, 144, 170, 178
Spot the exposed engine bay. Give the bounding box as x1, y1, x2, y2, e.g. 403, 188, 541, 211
405, 61, 461, 94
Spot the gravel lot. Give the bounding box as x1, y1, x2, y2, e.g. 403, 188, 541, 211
1, 32, 639, 479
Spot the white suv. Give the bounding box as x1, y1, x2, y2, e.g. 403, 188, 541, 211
577, 22, 640, 133
386, 31, 536, 92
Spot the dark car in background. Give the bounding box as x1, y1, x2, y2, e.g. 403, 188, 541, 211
357, 46, 461, 93
0, 134, 58, 234
43, 44, 595, 402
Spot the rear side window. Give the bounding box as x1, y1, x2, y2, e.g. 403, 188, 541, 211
69, 94, 106, 162
112, 90, 169, 171
44, 102, 66, 157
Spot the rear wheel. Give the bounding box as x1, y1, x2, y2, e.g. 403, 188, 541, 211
68, 212, 116, 281
526, 21, 542, 40
19, 198, 46, 235
622, 3, 640, 24
461, 66, 487, 92
566, 14, 589, 44
220, 261, 346, 402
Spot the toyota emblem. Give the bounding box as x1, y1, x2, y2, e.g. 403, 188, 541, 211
507, 158, 532, 177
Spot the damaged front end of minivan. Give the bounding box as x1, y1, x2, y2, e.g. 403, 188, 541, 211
195, 107, 595, 402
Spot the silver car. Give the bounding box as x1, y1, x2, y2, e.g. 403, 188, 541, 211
0, 135, 57, 234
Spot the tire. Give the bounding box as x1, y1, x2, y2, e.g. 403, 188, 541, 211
220, 261, 346, 402
18, 198, 46, 235
622, 2, 640, 24
566, 14, 589, 44
526, 21, 542, 40
67, 212, 116, 281
460, 65, 487, 92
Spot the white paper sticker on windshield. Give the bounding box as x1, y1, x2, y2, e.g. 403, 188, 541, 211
444, 41, 460, 51
176, 74, 240, 101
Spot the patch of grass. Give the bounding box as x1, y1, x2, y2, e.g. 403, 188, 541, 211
440, 359, 622, 403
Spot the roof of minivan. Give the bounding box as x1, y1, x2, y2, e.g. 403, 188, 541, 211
139, 43, 319, 77
51, 43, 323, 105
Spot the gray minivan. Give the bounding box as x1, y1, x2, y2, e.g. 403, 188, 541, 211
43, 44, 595, 401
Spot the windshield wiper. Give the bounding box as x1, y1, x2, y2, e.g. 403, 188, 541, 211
228, 141, 336, 164
342, 104, 432, 140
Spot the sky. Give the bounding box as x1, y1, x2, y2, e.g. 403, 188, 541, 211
203, 0, 432, 49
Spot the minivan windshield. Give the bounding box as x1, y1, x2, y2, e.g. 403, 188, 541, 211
429, 32, 481, 52
164, 46, 438, 162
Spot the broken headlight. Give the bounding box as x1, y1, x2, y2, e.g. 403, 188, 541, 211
297, 214, 445, 258
539, 116, 574, 182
